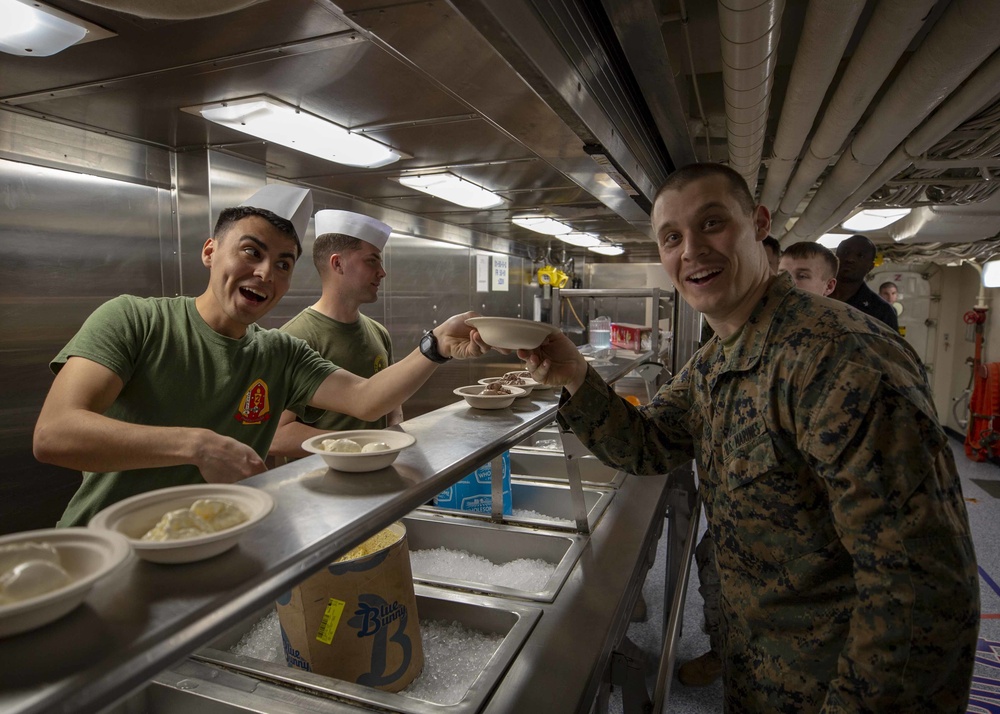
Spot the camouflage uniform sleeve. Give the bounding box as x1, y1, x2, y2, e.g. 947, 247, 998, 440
792, 335, 978, 712
557, 363, 696, 475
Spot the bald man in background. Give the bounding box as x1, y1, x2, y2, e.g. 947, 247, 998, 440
831, 234, 898, 331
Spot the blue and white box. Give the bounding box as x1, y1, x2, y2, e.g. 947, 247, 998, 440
434, 452, 512, 514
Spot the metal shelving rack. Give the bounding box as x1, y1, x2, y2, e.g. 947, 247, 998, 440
552, 287, 675, 400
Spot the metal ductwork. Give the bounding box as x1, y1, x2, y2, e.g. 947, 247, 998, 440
771, 0, 938, 237
787, 0, 1000, 242
830, 50, 1000, 243
758, 0, 864, 213
718, 0, 784, 193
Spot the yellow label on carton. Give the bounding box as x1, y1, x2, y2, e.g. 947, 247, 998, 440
316, 598, 345, 644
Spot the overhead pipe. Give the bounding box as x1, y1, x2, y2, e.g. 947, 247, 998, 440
771, 0, 938, 237
788, 0, 1000, 241
759, 0, 865, 215
678, 0, 712, 161
813, 48, 1000, 240
718, 0, 784, 193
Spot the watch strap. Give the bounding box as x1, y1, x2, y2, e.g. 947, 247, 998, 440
420, 330, 450, 364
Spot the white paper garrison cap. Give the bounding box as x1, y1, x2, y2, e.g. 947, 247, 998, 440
240, 185, 313, 242
314, 209, 392, 251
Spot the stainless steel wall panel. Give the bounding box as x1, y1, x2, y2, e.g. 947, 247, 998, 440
0, 157, 170, 535
387, 235, 474, 417
2, 160, 166, 300
174, 150, 212, 297
0, 1, 351, 100
0, 109, 171, 188
176, 150, 265, 297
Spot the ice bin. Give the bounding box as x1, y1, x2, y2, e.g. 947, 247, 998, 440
108, 587, 542, 714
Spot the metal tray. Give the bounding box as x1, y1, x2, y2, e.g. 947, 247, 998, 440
403, 513, 585, 602
508, 449, 625, 488
418, 478, 614, 532
111, 587, 542, 714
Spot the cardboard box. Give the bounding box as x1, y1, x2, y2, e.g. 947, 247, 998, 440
611, 323, 651, 351
275, 522, 424, 692
434, 451, 512, 514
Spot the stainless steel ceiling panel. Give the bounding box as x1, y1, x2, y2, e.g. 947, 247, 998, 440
343, 0, 653, 227
11, 40, 471, 151
305, 153, 578, 198
0, 0, 350, 97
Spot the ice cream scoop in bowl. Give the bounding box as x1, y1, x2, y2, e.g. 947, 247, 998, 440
88, 484, 274, 564
301, 429, 417, 473
0, 527, 131, 637
454, 383, 527, 409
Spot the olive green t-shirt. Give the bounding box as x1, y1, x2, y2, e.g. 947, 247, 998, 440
280, 309, 393, 431
53, 296, 338, 527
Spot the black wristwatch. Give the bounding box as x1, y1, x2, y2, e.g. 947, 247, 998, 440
419, 329, 451, 364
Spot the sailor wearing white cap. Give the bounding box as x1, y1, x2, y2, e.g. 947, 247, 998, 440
270, 209, 399, 458
37, 188, 492, 527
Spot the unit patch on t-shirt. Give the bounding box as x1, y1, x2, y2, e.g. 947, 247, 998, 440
236, 378, 272, 424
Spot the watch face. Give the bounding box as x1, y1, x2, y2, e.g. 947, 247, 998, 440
420, 331, 446, 362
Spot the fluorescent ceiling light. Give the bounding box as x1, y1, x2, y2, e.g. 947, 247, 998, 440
183, 96, 401, 169
841, 208, 911, 232
0, 0, 113, 56
817, 233, 849, 249
396, 172, 503, 209
559, 233, 602, 248
983, 260, 1000, 288
512, 216, 572, 235
589, 243, 625, 256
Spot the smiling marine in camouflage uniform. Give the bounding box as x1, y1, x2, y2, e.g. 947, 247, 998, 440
518, 163, 979, 713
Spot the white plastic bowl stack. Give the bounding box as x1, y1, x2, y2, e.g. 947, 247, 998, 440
0, 528, 131, 637
88, 484, 274, 564
301, 429, 417, 473
453, 384, 527, 409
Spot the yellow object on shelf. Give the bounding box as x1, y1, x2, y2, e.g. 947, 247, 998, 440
537, 265, 569, 288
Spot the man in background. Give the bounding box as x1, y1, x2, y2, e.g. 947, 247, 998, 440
880, 280, 899, 304
762, 235, 780, 274
270, 210, 401, 459
778, 241, 838, 297
830, 234, 899, 331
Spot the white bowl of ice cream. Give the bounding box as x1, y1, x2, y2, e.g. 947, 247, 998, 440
301, 429, 417, 473
504, 369, 553, 390
479, 373, 539, 394
0, 527, 132, 637
454, 384, 527, 409
88, 484, 274, 564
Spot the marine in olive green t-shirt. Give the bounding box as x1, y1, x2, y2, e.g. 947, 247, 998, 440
280, 308, 393, 431
53, 295, 338, 527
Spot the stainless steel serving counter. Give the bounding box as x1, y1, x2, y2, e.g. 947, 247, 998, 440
0, 352, 660, 714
